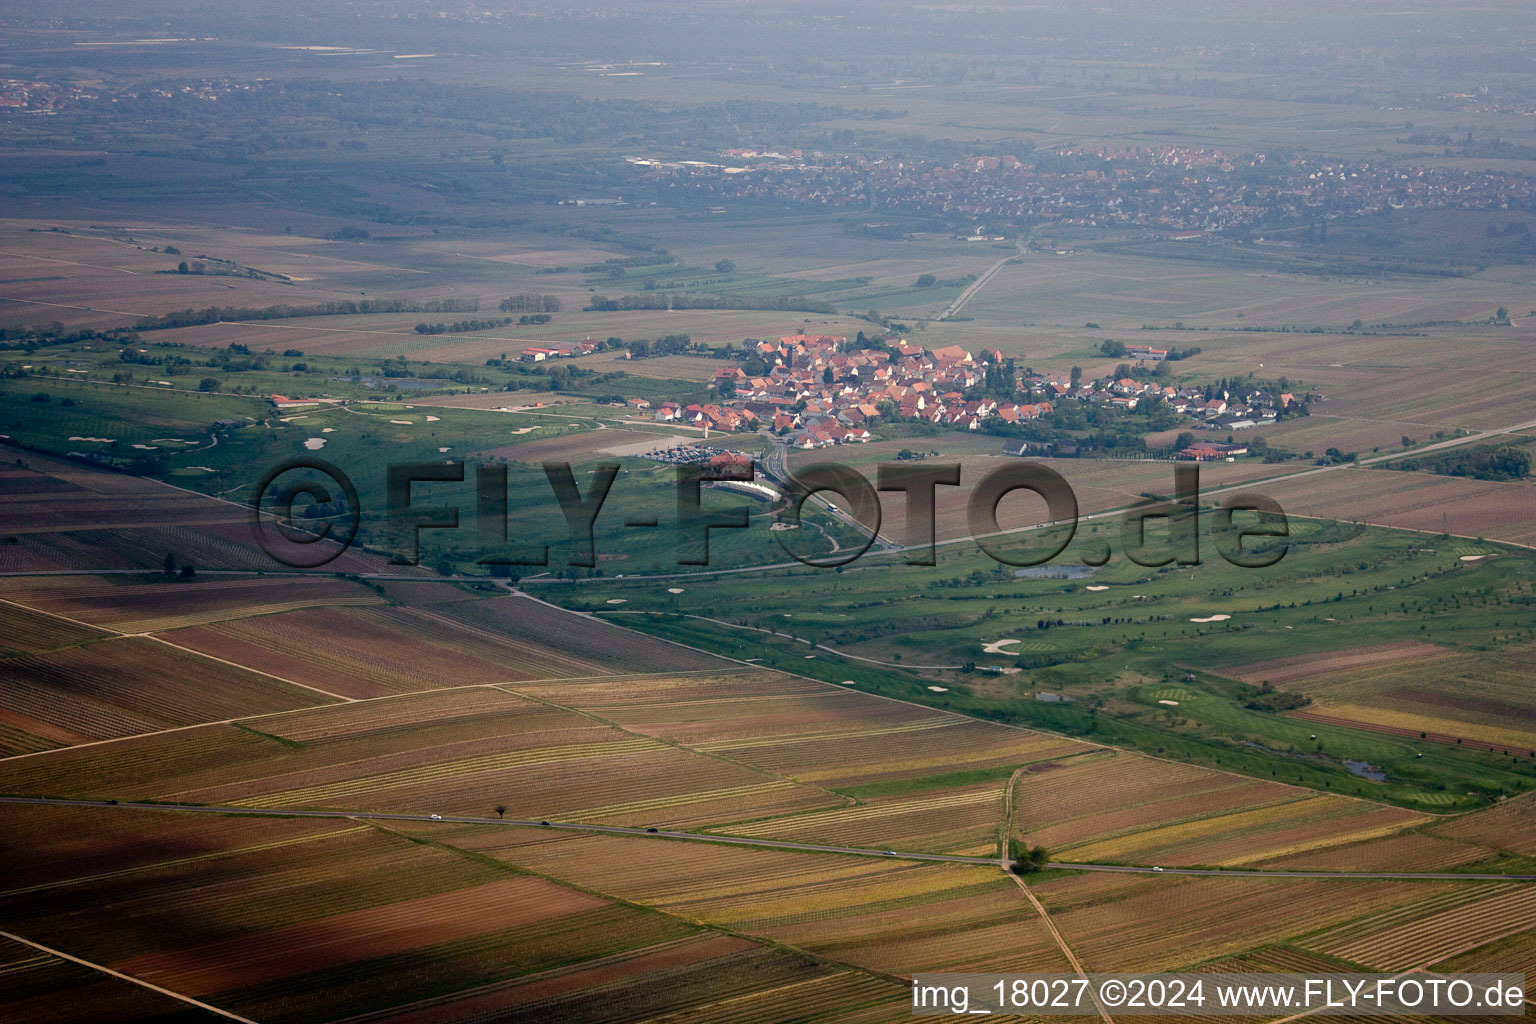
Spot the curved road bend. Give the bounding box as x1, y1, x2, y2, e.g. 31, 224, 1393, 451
3, 797, 1531, 882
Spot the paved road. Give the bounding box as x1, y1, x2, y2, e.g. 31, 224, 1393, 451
939, 250, 1015, 320
1357, 416, 1536, 465
5, 797, 1531, 881
760, 438, 899, 554
1045, 862, 1536, 882
939, 227, 1050, 321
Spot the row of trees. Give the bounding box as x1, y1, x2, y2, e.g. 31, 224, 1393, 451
1099, 339, 1201, 361
1399, 443, 1530, 482
623, 334, 694, 359
137, 298, 479, 331
586, 292, 834, 314
415, 317, 515, 335
499, 294, 561, 313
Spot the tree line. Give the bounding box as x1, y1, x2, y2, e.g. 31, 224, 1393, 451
585, 292, 834, 314
499, 294, 562, 313
1398, 444, 1530, 482
415, 317, 516, 335
136, 298, 481, 331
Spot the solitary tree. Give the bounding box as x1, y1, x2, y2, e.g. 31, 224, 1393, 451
494, 805, 506, 818
1009, 840, 1051, 875
715, 259, 735, 274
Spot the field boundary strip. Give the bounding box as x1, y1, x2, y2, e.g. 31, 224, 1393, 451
1008, 871, 1117, 1024
0, 930, 259, 1023
145, 633, 356, 703
0, 825, 371, 899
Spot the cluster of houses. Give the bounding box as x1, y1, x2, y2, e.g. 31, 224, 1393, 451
3, 76, 261, 113
642, 334, 1055, 448
622, 333, 1297, 452
1032, 374, 1294, 432
518, 339, 600, 362
633, 143, 1536, 235
1176, 440, 1250, 462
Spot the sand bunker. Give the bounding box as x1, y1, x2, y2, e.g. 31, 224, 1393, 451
438, 447, 451, 453
667, 588, 685, 594
1189, 614, 1231, 623
981, 638, 1021, 655
1460, 554, 1487, 562
304, 438, 327, 450
68, 436, 113, 443
131, 444, 158, 450
839, 679, 856, 685
510, 426, 541, 435
1158, 699, 1180, 706
605, 599, 627, 605
390, 419, 413, 425
1085, 585, 1109, 591
928, 686, 949, 692
425, 415, 440, 422
322, 427, 335, 433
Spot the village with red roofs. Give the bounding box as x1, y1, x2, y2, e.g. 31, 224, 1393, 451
574, 331, 1300, 459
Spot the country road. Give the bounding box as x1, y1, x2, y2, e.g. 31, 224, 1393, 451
939, 224, 1051, 320
4, 797, 1531, 882
939, 249, 1015, 320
